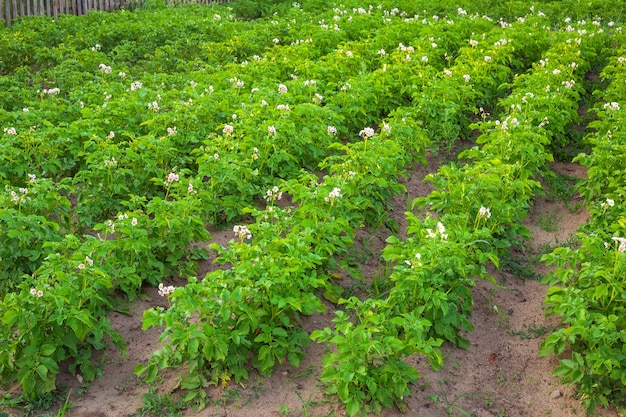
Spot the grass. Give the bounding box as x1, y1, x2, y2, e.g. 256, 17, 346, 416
501, 253, 542, 281
277, 386, 335, 417
0, 387, 69, 417
508, 323, 556, 340
428, 380, 475, 417
543, 172, 579, 202
535, 235, 581, 257
137, 387, 184, 417
538, 210, 561, 232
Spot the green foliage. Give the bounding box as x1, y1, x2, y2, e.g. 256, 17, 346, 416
541, 235, 626, 413
311, 298, 442, 416
539, 40, 626, 413
0, 1, 623, 415
139, 387, 184, 417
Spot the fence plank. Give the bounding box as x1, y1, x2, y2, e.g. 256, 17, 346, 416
3, 0, 230, 25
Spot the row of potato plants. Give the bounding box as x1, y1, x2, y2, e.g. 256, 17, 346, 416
0, 1, 479, 296
132, 8, 586, 414
308, 13, 555, 415
0, 1, 337, 400
137, 10, 604, 412
0, 0, 620, 413
312, 19, 614, 416
0, 0, 512, 402
135, 117, 430, 410
540, 36, 626, 413
0, 0, 498, 235
131, 5, 530, 411
3, 0, 525, 280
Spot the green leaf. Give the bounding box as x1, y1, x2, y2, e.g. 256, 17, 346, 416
147, 363, 160, 383
323, 283, 344, 303
39, 357, 59, 375
181, 375, 201, 390
2, 309, 19, 325
40, 344, 56, 357
258, 345, 271, 361
35, 364, 48, 381
272, 327, 288, 338
184, 389, 198, 403
342, 371, 354, 382
189, 338, 199, 354
67, 317, 88, 340
337, 381, 349, 401
134, 363, 148, 376
80, 361, 97, 381
365, 379, 377, 395
346, 397, 361, 417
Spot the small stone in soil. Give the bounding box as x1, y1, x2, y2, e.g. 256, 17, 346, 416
550, 389, 562, 399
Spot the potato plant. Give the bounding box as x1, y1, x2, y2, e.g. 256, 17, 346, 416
0, 1, 624, 415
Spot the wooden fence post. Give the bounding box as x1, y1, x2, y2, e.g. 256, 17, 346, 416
3, 0, 231, 26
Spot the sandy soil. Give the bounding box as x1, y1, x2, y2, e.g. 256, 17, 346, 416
5, 158, 621, 417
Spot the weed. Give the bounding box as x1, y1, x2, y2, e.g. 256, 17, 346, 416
54, 391, 73, 417
542, 172, 578, 203
216, 388, 242, 406
371, 260, 392, 297
138, 387, 183, 417
485, 289, 510, 328
346, 235, 375, 264
537, 235, 581, 255
213, 387, 242, 415
251, 383, 266, 398
429, 380, 474, 417
416, 379, 433, 392
294, 387, 315, 417
278, 404, 290, 416
537, 210, 560, 232
496, 373, 520, 387
242, 378, 267, 406
492, 305, 510, 329
27, 390, 73, 417
0, 386, 69, 417
508, 324, 556, 340
501, 254, 542, 281
292, 365, 316, 379
484, 392, 495, 407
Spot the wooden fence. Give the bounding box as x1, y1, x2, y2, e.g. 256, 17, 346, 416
1, 0, 230, 25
